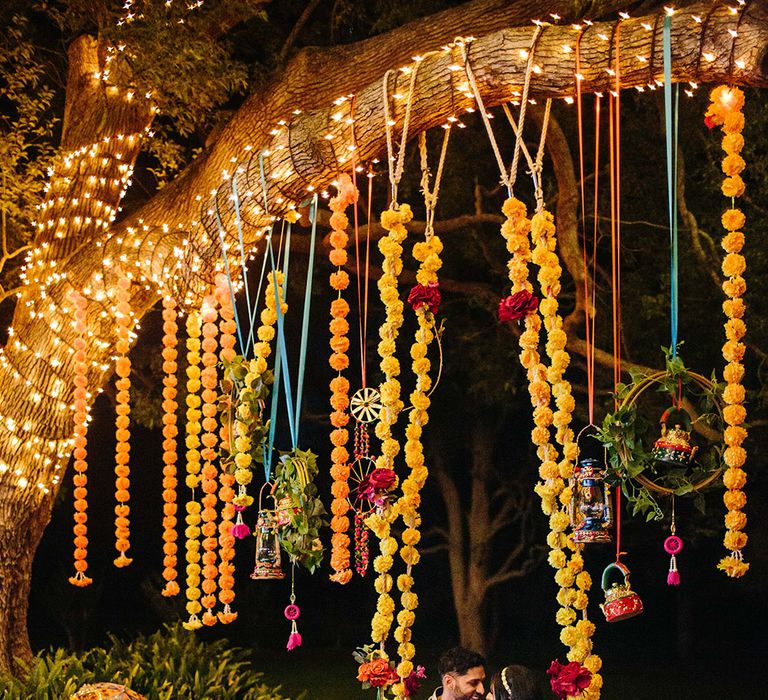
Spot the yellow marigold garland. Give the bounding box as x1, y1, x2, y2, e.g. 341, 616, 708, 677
390, 234, 441, 697
161, 296, 180, 596
530, 209, 600, 691
199, 294, 220, 626
183, 310, 204, 630
113, 274, 133, 568
69, 289, 92, 587
706, 86, 750, 578
215, 276, 238, 623
328, 174, 358, 585
501, 198, 601, 694
368, 203, 413, 647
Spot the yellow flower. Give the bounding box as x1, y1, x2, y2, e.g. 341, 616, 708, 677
717, 555, 749, 577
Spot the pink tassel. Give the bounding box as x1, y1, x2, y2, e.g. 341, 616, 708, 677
667, 554, 680, 586
231, 522, 251, 539
286, 625, 302, 651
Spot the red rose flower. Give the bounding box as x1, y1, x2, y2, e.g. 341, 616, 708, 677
408, 282, 441, 315
404, 665, 427, 696
358, 658, 397, 688
357, 468, 397, 506
547, 660, 592, 699
498, 290, 539, 322
704, 114, 718, 130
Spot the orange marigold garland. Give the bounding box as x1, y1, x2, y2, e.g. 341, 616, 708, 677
69, 289, 92, 587
183, 310, 204, 630
113, 273, 133, 568
328, 173, 358, 585
215, 275, 238, 623
706, 86, 750, 578
161, 295, 180, 596
199, 294, 220, 626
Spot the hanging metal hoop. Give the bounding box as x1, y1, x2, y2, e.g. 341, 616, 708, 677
614, 370, 724, 495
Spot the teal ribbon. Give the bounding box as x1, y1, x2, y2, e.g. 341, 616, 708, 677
263, 195, 318, 474
664, 16, 680, 358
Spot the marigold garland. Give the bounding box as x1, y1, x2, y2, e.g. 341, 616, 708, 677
215, 275, 238, 623
69, 289, 92, 587
706, 86, 750, 579
367, 203, 413, 647
500, 198, 601, 696
390, 234, 441, 697
183, 310, 204, 630
328, 174, 358, 585
113, 273, 133, 568
199, 294, 220, 626
160, 296, 180, 597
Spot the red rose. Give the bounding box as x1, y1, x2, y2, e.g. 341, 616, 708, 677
358, 658, 397, 688
704, 114, 718, 130
498, 290, 539, 322
357, 468, 397, 506
547, 660, 592, 699
404, 665, 427, 696
408, 282, 441, 315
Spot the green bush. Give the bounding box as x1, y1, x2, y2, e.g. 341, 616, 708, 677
0, 624, 298, 699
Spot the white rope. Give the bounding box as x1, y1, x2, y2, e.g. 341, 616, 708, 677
382, 61, 422, 207
460, 26, 542, 195
418, 127, 451, 241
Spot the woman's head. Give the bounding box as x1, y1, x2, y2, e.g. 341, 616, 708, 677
487, 665, 542, 700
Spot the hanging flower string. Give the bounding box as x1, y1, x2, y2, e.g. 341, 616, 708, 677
161, 295, 180, 596
706, 86, 750, 579
69, 289, 92, 587
390, 130, 448, 697
215, 275, 238, 622
367, 202, 413, 650
199, 294, 221, 626
328, 173, 359, 585
113, 273, 133, 568
183, 310, 204, 630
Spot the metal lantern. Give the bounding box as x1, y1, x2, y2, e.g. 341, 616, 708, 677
570, 457, 613, 543
251, 508, 285, 580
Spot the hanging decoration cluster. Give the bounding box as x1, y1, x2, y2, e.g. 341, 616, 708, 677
69, 289, 92, 587
328, 174, 358, 585
706, 86, 750, 579
161, 295, 180, 596
113, 274, 133, 568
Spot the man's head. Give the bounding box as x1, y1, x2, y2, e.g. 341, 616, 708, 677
438, 647, 486, 700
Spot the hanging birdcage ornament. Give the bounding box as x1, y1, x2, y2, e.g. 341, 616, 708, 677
570, 457, 613, 544
251, 485, 285, 580
652, 407, 698, 468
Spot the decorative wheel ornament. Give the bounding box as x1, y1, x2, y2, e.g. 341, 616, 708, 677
347, 455, 378, 513
350, 387, 382, 424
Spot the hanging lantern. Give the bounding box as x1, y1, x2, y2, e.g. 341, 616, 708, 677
652, 407, 698, 468
570, 457, 613, 543
251, 508, 285, 580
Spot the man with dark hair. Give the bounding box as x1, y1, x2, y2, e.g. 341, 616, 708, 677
428, 646, 486, 700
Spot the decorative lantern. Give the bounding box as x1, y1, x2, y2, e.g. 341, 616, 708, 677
651, 407, 698, 467
570, 457, 613, 543
251, 508, 285, 580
